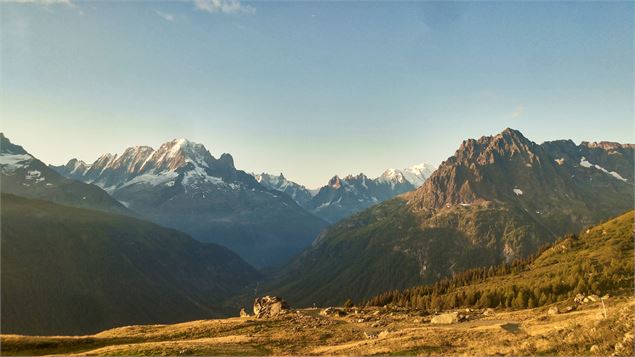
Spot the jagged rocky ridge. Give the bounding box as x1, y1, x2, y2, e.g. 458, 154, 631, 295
255, 163, 434, 223
52, 139, 327, 268
266, 128, 634, 306
254, 173, 314, 208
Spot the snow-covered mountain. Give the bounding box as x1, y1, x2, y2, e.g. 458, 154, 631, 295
52, 138, 327, 268
401, 163, 436, 187
254, 163, 436, 223
0, 133, 128, 214
378, 163, 436, 188
306, 172, 416, 223
254, 172, 313, 208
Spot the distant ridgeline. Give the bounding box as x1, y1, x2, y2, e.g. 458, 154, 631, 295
365, 210, 634, 309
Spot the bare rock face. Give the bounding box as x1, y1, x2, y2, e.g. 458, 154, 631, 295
253, 296, 290, 318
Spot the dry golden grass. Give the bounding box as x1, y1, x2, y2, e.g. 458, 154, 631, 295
2, 297, 633, 356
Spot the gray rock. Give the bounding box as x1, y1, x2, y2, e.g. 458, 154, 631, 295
320, 307, 347, 317
239, 307, 250, 318
253, 296, 290, 319
574, 293, 585, 304
431, 312, 461, 324
589, 344, 600, 354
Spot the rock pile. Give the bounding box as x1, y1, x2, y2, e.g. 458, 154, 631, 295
253, 296, 290, 319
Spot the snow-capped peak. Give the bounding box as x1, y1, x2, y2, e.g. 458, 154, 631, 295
378, 168, 407, 184
401, 163, 436, 187
142, 138, 213, 173
374, 163, 435, 188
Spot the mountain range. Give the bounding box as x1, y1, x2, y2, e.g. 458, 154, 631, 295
254, 163, 434, 223
52, 138, 327, 268
3, 128, 633, 336
266, 128, 634, 306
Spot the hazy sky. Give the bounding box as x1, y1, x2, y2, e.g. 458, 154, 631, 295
1, 0, 633, 188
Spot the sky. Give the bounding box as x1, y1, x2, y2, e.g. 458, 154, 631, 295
1, 0, 633, 188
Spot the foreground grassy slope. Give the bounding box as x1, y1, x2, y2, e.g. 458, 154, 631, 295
1, 295, 633, 355
366, 210, 634, 309
1, 194, 259, 335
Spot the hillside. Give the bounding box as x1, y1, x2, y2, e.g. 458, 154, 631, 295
265, 129, 634, 306
366, 210, 634, 309
0, 194, 259, 336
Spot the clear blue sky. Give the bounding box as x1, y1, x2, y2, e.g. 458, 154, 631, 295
1, 0, 633, 188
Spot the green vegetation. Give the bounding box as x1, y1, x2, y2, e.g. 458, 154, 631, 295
268, 200, 555, 307
1, 194, 259, 336
366, 210, 634, 309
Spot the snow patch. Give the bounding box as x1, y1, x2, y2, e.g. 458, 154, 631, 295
579, 157, 592, 168
0, 154, 32, 169
579, 157, 628, 182
121, 171, 179, 188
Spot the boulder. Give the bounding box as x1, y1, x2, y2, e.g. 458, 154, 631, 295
483, 308, 495, 316
563, 305, 576, 313
364, 331, 378, 339
319, 307, 347, 317
253, 296, 290, 319
431, 312, 462, 324
589, 345, 600, 354
239, 308, 250, 318
547, 306, 559, 315
587, 294, 600, 302
574, 293, 585, 304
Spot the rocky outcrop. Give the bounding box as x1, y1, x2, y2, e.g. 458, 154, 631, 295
253, 296, 290, 319
430, 311, 467, 324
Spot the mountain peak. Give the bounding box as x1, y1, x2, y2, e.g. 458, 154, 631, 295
145, 138, 214, 172
328, 175, 342, 188
218, 153, 235, 169
0, 133, 28, 155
